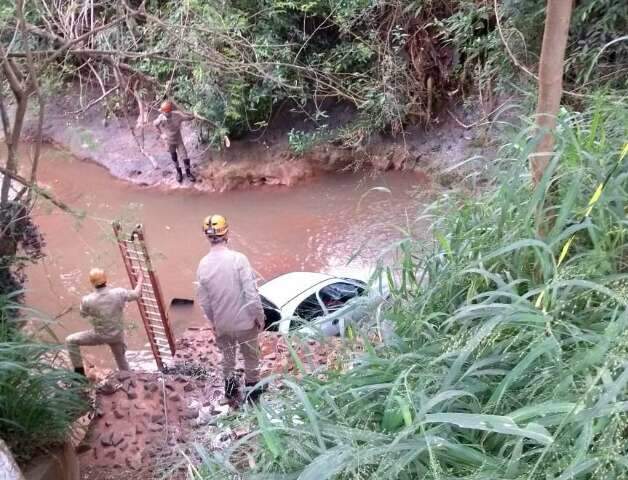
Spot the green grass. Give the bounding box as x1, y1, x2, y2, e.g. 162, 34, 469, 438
0, 294, 88, 466
187, 98, 628, 479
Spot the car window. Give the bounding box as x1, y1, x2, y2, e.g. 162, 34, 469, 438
319, 282, 365, 312
294, 293, 325, 321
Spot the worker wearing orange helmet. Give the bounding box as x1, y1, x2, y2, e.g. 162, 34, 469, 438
153, 100, 196, 183
65, 268, 144, 375
196, 214, 266, 404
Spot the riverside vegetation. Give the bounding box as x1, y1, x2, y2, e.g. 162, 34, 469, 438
187, 100, 628, 479
0, 0, 627, 477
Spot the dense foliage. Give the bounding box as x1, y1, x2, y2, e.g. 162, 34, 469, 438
189, 99, 628, 478
0, 294, 87, 465
6, 0, 626, 145
0, 202, 45, 299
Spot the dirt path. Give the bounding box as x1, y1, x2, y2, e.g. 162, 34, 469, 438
77, 328, 343, 479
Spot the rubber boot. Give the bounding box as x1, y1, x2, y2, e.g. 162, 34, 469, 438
224, 376, 239, 401
245, 382, 267, 405
183, 159, 196, 182
175, 166, 183, 183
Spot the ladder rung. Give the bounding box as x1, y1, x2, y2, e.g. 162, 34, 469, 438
148, 323, 165, 329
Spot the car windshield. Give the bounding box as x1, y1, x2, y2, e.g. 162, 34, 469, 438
319, 282, 365, 312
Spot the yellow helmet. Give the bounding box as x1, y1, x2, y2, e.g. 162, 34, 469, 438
203, 214, 229, 238
88, 268, 107, 288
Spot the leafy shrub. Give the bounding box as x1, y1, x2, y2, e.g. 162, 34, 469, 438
0, 295, 88, 466
16, 0, 626, 141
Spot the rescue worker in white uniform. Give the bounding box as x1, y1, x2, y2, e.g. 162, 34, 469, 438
196, 214, 266, 403
66, 268, 143, 375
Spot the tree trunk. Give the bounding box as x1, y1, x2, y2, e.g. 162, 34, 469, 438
529, 0, 574, 186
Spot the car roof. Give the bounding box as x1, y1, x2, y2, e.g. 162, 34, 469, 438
259, 272, 335, 308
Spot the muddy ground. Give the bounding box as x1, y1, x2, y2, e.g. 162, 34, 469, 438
21, 92, 492, 191
77, 327, 347, 480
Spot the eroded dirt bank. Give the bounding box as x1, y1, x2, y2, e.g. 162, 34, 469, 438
78, 328, 347, 480
22, 93, 489, 191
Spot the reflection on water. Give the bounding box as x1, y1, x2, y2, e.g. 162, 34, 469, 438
26, 148, 426, 367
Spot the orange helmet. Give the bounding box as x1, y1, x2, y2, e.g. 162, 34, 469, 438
88, 268, 107, 288
160, 100, 173, 113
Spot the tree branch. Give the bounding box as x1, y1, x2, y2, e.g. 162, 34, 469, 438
0, 166, 79, 215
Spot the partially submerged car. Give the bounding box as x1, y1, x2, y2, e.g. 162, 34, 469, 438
259, 272, 388, 336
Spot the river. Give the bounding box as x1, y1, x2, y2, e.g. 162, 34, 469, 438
25, 147, 428, 368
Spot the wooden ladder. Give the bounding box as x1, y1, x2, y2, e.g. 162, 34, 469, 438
113, 222, 175, 371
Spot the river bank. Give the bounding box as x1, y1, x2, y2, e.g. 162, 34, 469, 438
21, 92, 491, 191
78, 328, 347, 480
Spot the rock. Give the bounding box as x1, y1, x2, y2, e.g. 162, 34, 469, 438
183, 383, 195, 392
151, 414, 166, 425
127, 390, 138, 400
182, 408, 199, 419
144, 382, 159, 392
126, 455, 142, 470
116, 371, 132, 382
98, 382, 116, 395
135, 424, 144, 435
134, 402, 145, 410
111, 432, 125, 447
149, 423, 162, 433
100, 431, 126, 448
95, 408, 105, 418
75, 442, 92, 454
105, 450, 116, 460
119, 441, 129, 452
168, 393, 181, 402
101, 433, 114, 447
165, 383, 175, 391
104, 420, 112, 428
113, 409, 126, 419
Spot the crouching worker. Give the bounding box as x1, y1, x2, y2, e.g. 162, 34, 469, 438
66, 268, 143, 376
196, 214, 266, 404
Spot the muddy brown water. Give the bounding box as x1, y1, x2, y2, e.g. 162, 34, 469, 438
25, 147, 428, 368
